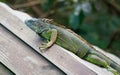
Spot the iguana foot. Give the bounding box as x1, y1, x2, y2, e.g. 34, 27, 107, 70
39, 40, 54, 52
39, 43, 49, 52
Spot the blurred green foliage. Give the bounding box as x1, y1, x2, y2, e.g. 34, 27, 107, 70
0, 0, 120, 57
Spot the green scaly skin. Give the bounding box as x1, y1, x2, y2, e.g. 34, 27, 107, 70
25, 18, 120, 75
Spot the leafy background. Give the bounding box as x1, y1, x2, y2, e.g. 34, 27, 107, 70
1, 0, 120, 57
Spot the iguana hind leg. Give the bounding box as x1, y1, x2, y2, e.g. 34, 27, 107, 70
85, 54, 119, 75
39, 29, 57, 51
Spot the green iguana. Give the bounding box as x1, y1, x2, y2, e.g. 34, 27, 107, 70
25, 18, 120, 75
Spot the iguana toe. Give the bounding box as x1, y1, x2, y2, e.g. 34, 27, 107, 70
39, 44, 49, 52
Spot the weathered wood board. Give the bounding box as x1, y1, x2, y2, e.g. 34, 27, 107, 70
0, 24, 65, 75
0, 2, 120, 75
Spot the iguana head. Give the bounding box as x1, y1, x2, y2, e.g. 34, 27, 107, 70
25, 18, 49, 33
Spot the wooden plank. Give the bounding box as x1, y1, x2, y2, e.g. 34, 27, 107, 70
0, 24, 65, 75
0, 2, 96, 75
0, 62, 15, 75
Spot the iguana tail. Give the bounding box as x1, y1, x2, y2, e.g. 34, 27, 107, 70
91, 50, 120, 74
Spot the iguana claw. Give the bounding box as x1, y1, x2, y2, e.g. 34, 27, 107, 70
39, 43, 49, 52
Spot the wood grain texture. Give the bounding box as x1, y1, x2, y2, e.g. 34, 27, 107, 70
0, 24, 65, 75
0, 26, 65, 75
0, 2, 96, 75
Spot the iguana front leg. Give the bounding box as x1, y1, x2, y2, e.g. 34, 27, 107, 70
39, 29, 57, 51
